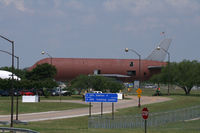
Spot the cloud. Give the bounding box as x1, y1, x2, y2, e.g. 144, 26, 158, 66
166, 0, 200, 13
103, 0, 200, 15
0, 0, 33, 13
103, 0, 200, 33
65, 0, 83, 10
103, 0, 159, 15
114, 17, 164, 33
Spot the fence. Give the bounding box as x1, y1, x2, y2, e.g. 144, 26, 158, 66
88, 105, 200, 128
0, 127, 39, 133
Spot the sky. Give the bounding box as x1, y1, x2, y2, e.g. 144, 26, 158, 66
0, 0, 199, 69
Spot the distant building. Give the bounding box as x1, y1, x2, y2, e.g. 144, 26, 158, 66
29, 38, 172, 82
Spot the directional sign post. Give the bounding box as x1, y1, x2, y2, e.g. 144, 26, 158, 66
85, 93, 118, 117
142, 107, 149, 133
136, 88, 142, 107
85, 93, 118, 103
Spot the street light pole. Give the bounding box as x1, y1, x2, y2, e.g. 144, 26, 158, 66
16, 56, 19, 120
125, 48, 141, 87
0, 50, 19, 120
157, 46, 170, 95
125, 48, 141, 107
0, 35, 15, 127
41, 51, 52, 65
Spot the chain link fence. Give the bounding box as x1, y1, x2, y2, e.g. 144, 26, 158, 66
88, 105, 200, 128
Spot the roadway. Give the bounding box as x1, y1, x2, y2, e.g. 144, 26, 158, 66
0, 96, 171, 122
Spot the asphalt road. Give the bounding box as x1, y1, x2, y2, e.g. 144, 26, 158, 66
0, 96, 171, 122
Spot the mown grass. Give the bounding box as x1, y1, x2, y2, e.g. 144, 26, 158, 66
40, 95, 83, 100
1, 89, 200, 133
114, 95, 200, 116
0, 95, 85, 115
126, 87, 200, 96
0, 101, 88, 115
13, 104, 200, 133
7, 89, 200, 133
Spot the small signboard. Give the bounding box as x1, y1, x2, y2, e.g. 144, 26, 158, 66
136, 88, 142, 94
85, 93, 118, 103
142, 107, 149, 133
142, 107, 149, 120
128, 83, 134, 88
134, 81, 139, 88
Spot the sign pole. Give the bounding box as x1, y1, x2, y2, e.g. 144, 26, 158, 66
112, 102, 114, 120
85, 93, 118, 118
145, 119, 147, 133
101, 102, 103, 116
89, 102, 91, 117
136, 88, 142, 108
142, 107, 149, 133
138, 97, 141, 107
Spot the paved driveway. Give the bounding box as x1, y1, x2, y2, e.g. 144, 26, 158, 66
0, 96, 170, 122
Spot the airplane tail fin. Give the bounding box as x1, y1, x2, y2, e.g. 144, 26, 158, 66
146, 38, 172, 62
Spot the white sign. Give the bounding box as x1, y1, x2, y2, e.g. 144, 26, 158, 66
22, 95, 39, 103
134, 81, 140, 88
117, 93, 123, 100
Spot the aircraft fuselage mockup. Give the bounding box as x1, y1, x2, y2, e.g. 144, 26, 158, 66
29, 38, 172, 82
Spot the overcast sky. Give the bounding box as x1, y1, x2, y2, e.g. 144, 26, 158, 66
0, 0, 199, 69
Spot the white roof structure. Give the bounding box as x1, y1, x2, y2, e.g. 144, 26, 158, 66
0, 70, 21, 80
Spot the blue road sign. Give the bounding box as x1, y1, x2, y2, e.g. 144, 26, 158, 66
85, 93, 118, 103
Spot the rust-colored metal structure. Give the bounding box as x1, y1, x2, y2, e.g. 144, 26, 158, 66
29, 58, 166, 82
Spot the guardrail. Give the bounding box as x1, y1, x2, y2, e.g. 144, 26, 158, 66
0, 127, 39, 133
89, 105, 200, 128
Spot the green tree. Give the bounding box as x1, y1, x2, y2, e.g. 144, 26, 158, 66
70, 75, 124, 93
25, 63, 58, 93
69, 75, 91, 94
26, 63, 57, 81
0, 64, 58, 93
172, 60, 200, 95
0, 79, 11, 90
90, 76, 108, 92
150, 60, 200, 95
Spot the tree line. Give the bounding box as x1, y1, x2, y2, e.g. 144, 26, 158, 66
69, 75, 125, 94
0, 63, 124, 95
1, 59, 199, 96
150, 60, 200, 95
0, 63, 57, 94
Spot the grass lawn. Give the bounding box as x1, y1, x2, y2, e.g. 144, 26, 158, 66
40, 95, 83, 100
0, 95, 85, 115
0, 100, 88, 115
3, 89, 199, 133
1, 89, 200, 133
127, 87, 200, 96
114, 95, 200, 116
13, 112, 200, 133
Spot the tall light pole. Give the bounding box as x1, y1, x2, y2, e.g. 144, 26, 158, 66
0, 50, 20, 120
157, 46, 170, 95
125, 48, 141, 107
0, 35, 15, 127
41, 51, 52, 65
